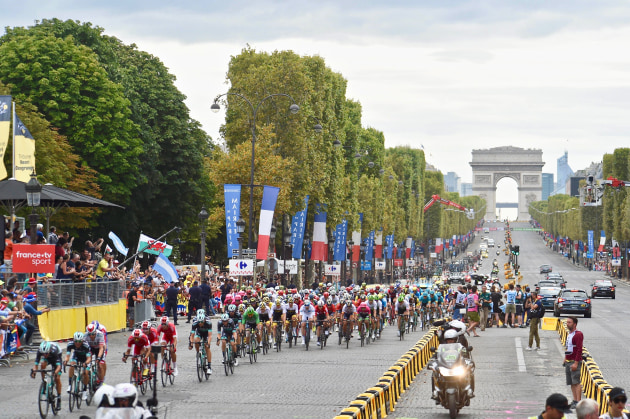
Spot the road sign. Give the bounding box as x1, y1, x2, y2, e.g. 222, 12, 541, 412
229, 259, 254, 276
325, 264, 340, 275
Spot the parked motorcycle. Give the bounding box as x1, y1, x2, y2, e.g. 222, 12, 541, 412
427, 343, 475, 419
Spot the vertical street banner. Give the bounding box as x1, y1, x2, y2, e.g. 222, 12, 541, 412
333, 219, 348, 261
598, 230, 606, 252
351, 213, 363, 262
310, 204, 327, 261
223, 184, 242, 258
374, 229, 383, 259
405, 237, 412, 259
435, 238, 443, 254
291, 196, 309, 259
365, 230, 375, 261
256, 186, 280, 260
587, 230, 594, 258
0, 96, 10, 180
410, 239, 416, 258
385, 234, 394, 259
13, 114, 35, 182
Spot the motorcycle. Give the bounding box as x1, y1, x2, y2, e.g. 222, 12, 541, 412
427, 343, 475, 418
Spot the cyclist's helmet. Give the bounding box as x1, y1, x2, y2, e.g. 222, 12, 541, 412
238, 304, 246, 312
221, 313, 229, 321
249, 298, 257, 305
345, 300, 352, 306
94, 384, 115, 407
275, 299, 282, 306
323, 292, 330, 299
73, 332, 84, 342
368, 295, 374, 302
160, 316, 169, 324
234, 295, 242, 303
228, 304, 236, 312
39, 341, 53, 353
245, 307, 255, 316
141, 321, 150, 330
361, 282, 367, 289
288, 297, 294, 304
91, 320, 100, 330
327, 297, 333, 304
317, 300, 324, 307
304, 300, 311, 306
263, 297, 270, 304
398, 295, 404, 302
197, 309, 206, 318
113, 382, 138, 407
86, 323, 97, 335
196, 311, 206, 322
132, 329, 142, 338
360, 294, 367, 301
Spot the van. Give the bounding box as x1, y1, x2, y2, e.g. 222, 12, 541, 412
483, 227, 490, 234
487, 239, 495, 247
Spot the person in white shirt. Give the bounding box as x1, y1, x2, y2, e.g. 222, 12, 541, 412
299, 300, 316, 345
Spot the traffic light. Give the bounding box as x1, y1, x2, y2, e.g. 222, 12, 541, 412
513, 245, 519, 256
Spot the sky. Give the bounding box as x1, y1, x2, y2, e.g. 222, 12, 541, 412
2, 1, 630, 218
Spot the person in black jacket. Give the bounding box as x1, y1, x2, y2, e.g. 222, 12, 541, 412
187, 281, 202, 323
165, 280, 180, 325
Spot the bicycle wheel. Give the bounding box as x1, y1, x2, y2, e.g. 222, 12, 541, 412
223, 350, 229, 376
168, 353, 175, 384
228, 346, 235, 374
287, 327, 293, 349
276, 324, 282, 352
68, 375, 76, 412
139, 368, 147, 395
39, 381, 50, 419
196, 352, 204, 383
248, 335, 254, 364
130, 362, 139, 388
75, 374, 83, 409
147, 363, 154, 390
262, 329, 268, 355
160, 354, 169, 387
252, 336, 258, 363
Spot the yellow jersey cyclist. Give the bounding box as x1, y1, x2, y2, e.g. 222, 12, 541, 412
284, 297, 300, 341
256, 302, 273, 347
271, 299, 285, 349
188, 309, 213, 375
64, 332, 92, 401
32, 341, 63, 411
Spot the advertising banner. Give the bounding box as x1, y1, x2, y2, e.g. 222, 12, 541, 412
223, 184, 241, 259
12, 244, 55, 273
229, 259, 254, 276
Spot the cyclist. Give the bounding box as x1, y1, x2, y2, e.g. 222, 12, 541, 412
89, 320, 108, 378
271, 299, 285, 349
340, 300, 357, 340
64, 331, 92, 401
85, 323, 106, 384
216, 313, 238, 366
314, 300, 329, 346
157, 315, 179, 376
367, 295, 380, 339
395, 295, 410, 337
284, 297, 299, 341
356, 300, 371, 340
241, 306, 260, 352
299, 299, 316, 346
325, 297, 338, 332
32, 341, 63, 411
189, 309, 212, 375
256, 301, 273, 347
123, 329, 151, 380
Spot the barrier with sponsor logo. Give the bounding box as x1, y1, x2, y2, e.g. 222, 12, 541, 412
334, 328, 439, 418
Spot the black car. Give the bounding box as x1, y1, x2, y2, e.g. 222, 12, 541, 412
539, 264, 552, 274
590, 280, 615, 299
537, 286, 562, 311
447, 273, 465, 285
553, 289, 592, 318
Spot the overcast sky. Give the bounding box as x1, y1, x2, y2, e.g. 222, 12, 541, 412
3, 1, 629, 213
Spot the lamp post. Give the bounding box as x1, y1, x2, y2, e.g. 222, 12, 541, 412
283, 219, 292, 287
303, 231, 310, 289
211, 93, 299, 250
236, 217, 246, 287
347, 240, 354, 285
328, 229, 335, 287
198, 207, 209, 282
359, 244, 365, 284
25, 171, 42, 245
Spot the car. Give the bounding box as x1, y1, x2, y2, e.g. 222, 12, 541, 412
534, 280, 558, 293
537, 286, 562, 311
553, 289, 591, 318
481, 250, 488, 259
544, 274, 566, 289
487, 239, 495, 248
539, 264, 552, 274
590, 280, 615, 299
447, 273, 465, 285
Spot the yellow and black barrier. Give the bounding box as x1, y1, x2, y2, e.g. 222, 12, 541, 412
334, 327, 439, 419
555, 318, 620, 416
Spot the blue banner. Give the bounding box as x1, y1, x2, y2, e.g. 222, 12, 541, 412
587, 230, 594, 259
365, 230, 375, 260
291, 196, 309, 259
333, 220, 348, 261
224, 184, 242, 258
410, 240, 416, 258
361, 260, 372, 271
385, 234, 394, 259
397, 246, 403, 259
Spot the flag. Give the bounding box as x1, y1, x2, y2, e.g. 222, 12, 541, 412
105, 244, 113, 254
311, 204, 327, 261
365, 230, 375, 260
138, 233, 173, 257
13, 114, 35, 183
435, 238, 443, 253
153, 253, 178, 284
587, 230, 594, 257
0, 96, 10, 180
410, 240, 416, 258
351, 214, 363, 262
405, 237, 412, 259
256, 186, 280, 260
598, 230, 606, 252
374, 229, 383, 259
224, 184, 242, 258
385, 234, 394, 259
291, 196, 309, 259
108, 231, 129, 256
333, 219, 348, 261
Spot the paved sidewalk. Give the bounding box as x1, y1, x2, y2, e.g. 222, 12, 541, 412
390, 324, 578, 419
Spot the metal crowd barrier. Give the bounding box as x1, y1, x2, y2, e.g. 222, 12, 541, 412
37, 280, 123, 309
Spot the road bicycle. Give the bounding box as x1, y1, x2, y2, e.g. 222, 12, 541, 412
398, 314, 407, 341
358, 317, 368, 347
246, 326, 258, 364
274, 321, 283, 352
222, 342, 235, 376
303, 319, 312, 351
196, 337, 211, 382
126, 354, 148, 395
32, 368, 60, 418
67, 361, 89, 412
160, 344, 175, 387
261, 323, 270, 355
237, 328, 247, 358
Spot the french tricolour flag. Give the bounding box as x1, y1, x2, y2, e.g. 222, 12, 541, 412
435, 238, 443, 253
405, 237, 412, 259
311, 208, 327, 261
256, 186, 280, 260
374, 230, 383, 259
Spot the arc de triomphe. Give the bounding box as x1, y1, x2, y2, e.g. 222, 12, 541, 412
469, 146, 544, 221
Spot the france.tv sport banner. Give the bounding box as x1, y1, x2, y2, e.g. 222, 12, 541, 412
224, 184, 241, 258
12, 244, 55, 273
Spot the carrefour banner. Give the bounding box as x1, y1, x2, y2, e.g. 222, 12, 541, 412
333, 220, 348, 261
587, 230, 594, 258
223, 184, 241, 258
291, 195, 309, 259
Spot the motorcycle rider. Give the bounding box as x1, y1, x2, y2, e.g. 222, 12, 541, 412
429, 328, 475, 402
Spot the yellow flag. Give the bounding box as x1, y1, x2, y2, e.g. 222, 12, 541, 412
13, 114, 35, 182
0, 96, 10, 180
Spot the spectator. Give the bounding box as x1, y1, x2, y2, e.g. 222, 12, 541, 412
95, 253, 115, 279
200, 279, 212, 315
165, 279, 180, 325
453, 285, 467, 321
4, 231, 13, 271
219, 277, 233, 305
21, 292, 50, 345
126, 282, 140, 330
85, 238, 104, 261
575, 399, 599, 419
564, 316, 584, 409
528, 393, 572, 419
600, 387, 628, 419
479, 285, 491, 331
465, 285, 480, 337
515, 284, 525, 328
490, 285, 503, 327
48, 227, 58, 245
503, 283, 517, 328
187, 281, 202, 322
61, 232, 74, 253
526, 291, 542, 350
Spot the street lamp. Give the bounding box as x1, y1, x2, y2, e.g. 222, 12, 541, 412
211, 92, 299, 250
25, 171, 42, 245
198, 207, 209, 282
347, 240, 354, 284
328, 229, 335, 286
283, 223, 292, 287
269, 224, 277, 278
303, 231, 310, 289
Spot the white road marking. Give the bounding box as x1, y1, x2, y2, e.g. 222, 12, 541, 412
515, 337, 527, 372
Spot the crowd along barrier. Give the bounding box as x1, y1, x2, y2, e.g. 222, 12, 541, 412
334, 327, 439, 419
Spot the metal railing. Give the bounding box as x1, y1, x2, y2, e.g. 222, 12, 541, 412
37, 280, 124, 309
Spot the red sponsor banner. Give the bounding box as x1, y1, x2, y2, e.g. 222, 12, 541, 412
393, 259, 403, 267
12, 244, 55, 273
